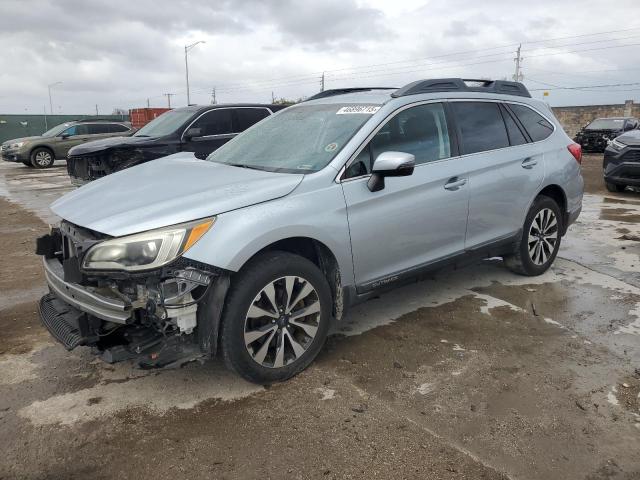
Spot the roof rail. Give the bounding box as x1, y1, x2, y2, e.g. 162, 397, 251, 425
392, 78, 531, 98
306, 87, 396, 102
75, 118, 126, 123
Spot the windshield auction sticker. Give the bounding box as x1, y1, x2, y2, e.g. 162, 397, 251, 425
336, 106, 381, 115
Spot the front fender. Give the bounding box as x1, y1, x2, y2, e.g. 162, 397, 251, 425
183, 183, 355, 287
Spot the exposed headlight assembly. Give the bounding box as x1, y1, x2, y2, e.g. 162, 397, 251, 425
82, 218, 214, 271
609, 138, 627, 150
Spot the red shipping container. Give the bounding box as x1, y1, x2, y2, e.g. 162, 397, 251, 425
129, 108, 172, 129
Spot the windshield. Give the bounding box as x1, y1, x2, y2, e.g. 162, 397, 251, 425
134, 109, 195, 137
586, 118, 625, 130
206, 104, 378, 173
41, 123, 72, 137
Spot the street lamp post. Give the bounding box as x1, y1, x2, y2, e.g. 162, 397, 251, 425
47, 81, 62, 115
184, 41, 205, 106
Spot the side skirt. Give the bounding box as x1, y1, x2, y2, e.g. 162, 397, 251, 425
351, 232, 521, 301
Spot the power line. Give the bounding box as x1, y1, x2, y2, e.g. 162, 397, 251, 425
118, 27, 640, 106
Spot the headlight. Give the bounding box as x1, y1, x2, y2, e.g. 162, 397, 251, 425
9, 142, 24, 149
610, 138, 627, 150
82, 218, 214, 271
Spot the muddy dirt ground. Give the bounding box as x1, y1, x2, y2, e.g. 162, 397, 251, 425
0, 155, 639, 480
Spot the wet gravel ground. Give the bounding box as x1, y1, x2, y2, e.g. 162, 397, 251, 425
1, 155, 639, 480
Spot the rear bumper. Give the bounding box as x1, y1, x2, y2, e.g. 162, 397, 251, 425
43, 257, 131, 323
566, 205, 581, 232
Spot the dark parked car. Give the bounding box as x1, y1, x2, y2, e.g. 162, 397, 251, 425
66, 104, 287, 184
0, 120, 133, 168
603, 129, 640, 192
574, 117, 638, 153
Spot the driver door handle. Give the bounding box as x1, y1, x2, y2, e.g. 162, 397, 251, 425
521, 157, 538, 169
444, 177, 467, 191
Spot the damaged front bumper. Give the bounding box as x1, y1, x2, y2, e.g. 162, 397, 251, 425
36, 225, 230, 368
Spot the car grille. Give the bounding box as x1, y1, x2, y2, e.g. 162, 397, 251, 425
621, 149, 640, 163
67, 155, 108, 181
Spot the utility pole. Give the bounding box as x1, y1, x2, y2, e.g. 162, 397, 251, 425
320, 72, 325, 92
210, 87, 217, 105
513, 44, 524, 82
43, 105, 48, 130
271, 91, 275, 103
95, 104, 99, 115
164, 93, 175, 108
47, 81, 62, 115
184, 40, 206, 106
147, 98, 150, 108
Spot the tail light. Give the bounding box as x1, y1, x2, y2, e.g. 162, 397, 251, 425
567, 143, 582, 164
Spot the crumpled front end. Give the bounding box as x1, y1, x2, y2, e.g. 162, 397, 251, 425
35, 221, 228, 368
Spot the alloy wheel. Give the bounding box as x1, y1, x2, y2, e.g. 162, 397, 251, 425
528, 208, 558, 266
34, 151, 53, 167
244, 276, 321, 369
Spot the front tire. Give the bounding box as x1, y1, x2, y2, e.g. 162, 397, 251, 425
605, 181, 626, 193
30, 148, 55, 168
220, 252, 332, 384
505, 195, 562, 276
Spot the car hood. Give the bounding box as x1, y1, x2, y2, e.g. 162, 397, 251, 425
68, 135, 159, 155
51, 153, 305, 237
2, 136, 41, 145
617, 130, 640, 146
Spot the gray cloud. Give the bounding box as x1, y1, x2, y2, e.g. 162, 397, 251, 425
0, 0, 638, 114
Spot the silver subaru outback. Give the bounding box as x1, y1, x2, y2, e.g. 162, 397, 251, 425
36, 78, 583, 384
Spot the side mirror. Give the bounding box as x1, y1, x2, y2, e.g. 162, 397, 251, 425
367, 151, 415, 192
184, 127, 202, 140
60, 133, 70, 139
624, 123, 634, 131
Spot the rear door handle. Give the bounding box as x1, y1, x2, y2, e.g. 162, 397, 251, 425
444, 177, 467, 191
521, 157, 538, 169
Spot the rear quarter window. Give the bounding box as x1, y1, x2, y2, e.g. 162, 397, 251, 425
508, 104, 554, 142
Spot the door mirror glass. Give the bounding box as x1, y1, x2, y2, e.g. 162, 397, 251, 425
368, 151, 415, 192
184, 127, 202, 139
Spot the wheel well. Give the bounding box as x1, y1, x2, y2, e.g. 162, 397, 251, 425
247, 237, 344, 321
30, 145, 55, 159
537, 184, 568, 233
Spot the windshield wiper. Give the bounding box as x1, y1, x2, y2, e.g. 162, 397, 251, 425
226, 163, 267, 171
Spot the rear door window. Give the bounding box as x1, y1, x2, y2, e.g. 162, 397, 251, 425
191, 109, 234, 136
508, 104, 554, 142
451, 102, 509, 155
234, 108, 270, 132
109, 124, 130, 133
499, 104, 528, 146
87, 124, 112, 135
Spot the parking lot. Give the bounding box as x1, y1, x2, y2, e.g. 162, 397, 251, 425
0, 154, 639, 479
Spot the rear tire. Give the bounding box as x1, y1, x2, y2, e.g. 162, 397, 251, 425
505, 195, 562, 276
605, 181, 626, 193
30, 148, 55, 168
220, 251, 332, 384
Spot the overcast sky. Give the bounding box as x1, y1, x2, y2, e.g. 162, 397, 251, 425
1, 0, 639, 115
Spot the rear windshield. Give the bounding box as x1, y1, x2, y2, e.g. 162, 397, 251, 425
206, 104, 378, 173
586, 118, 625, 130
134, 110, 194, 137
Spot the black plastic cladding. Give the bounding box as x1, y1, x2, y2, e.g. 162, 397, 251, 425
391, 78, 532, 98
